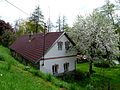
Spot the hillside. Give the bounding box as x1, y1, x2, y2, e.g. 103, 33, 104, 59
0, 46, 86, 90
1, 46, 119, 90
0, 46, 60, 90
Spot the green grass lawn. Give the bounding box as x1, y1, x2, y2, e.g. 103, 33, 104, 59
1, 45, 120, 90
77, 62, 120, 90
0, 62, 60, 90
0, 46, 60, 90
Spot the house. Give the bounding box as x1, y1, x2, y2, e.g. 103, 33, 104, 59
10, 32, 77, 75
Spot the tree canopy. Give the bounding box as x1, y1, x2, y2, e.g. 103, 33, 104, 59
71, 11, 119, 60
0, 19, 13, 35
0, 19, 16, 47
29, 6, 44, 33
16, 20, 44, 37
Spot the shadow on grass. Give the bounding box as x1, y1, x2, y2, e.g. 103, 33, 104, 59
57, 70, 111, 90
57, 70, 90, 87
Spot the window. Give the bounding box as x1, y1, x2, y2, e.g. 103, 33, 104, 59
63, 62, 69, 72
52, 64, 59, 74
65, 41, 70, 50
57, 41, 63, 50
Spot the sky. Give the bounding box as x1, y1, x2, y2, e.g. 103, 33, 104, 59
0, 0, 117, 27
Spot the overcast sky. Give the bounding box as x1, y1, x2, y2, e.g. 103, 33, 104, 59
0, 0, 116, 26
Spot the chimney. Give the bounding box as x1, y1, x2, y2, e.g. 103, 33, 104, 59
45, 29, 48, 34
28, 32, 33, 42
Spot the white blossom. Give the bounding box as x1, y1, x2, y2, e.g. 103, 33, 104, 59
70, 11, 119, 60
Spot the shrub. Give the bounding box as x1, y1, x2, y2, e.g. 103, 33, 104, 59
94, 60, 116, 68
24, 66, 30, 71
0, 30, 16, 47
86, 84, 94, 90
6, 62, 11, 70
69, 83, 82, 90
0, 55, 5, 61
59, 70, 90, 82
29, 69, 40, 76
74, 70, 90, 80
46, 74, 53, 82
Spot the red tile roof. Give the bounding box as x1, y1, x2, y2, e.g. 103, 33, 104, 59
10, 32, 64, 62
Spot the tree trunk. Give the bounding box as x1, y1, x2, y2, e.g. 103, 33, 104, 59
89, 60, 93, 74
36, 22, 38, 33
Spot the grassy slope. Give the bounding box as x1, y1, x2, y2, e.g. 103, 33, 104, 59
0, 46, 60, 90
4, 44, 119, 90
77, 62, 120, 89
0, 46, 86, 90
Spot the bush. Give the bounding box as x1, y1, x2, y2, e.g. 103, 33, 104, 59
0, 55, 5, 61
86, 84, 94, 90
74, 70, 89, 80
58, 70, 90, 83
69, 83, 81, 90
116, 53, 120, 62
94, 60, 116, 68
0, 30, 16, 47
94, 60, 110, 68
46, 74, 53, 82
29, 69, 40, 76
24, 66, 30, 71
6, 62, 11, 70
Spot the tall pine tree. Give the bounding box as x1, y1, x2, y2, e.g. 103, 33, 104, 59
29, 6, 44, 33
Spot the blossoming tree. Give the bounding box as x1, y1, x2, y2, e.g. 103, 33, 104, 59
70, 11, 119, 73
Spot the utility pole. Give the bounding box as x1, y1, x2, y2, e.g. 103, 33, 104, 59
58, 16, 61, 32
42, 23, 47, 66
63, 16, 65, 31
48, 6, 50, 32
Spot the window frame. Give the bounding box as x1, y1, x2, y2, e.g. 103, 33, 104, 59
57, 41, 63, 50
63, 62, 69, 72
52, 64, 59, 74
65, 41, 70, 50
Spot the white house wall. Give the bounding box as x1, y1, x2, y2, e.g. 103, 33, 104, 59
45, 35, 76, 57
40, 57, 76, 74
39, 34, 77, 75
